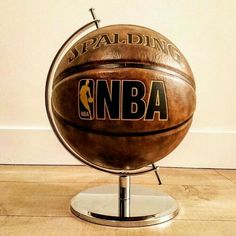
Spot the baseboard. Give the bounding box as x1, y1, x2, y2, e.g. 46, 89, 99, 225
0, 128, 235, 168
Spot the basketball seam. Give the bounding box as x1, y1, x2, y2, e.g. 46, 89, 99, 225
53, 66, 196, 95
53, 61, 195, 90
52, 106, 193, 137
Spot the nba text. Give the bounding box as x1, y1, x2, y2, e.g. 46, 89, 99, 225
78, 79, 168, 121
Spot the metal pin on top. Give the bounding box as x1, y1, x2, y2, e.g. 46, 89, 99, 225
89, 8, 99, 29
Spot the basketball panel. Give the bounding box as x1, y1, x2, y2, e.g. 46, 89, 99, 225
52, 68, 195, 134
54, 25, 195, 89
53, 115, 192, 170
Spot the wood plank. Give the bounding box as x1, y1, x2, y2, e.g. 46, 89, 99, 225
216, 170, 236, 184
0, 165, 116, 184
0, 182, 236, 221
0, 166, 236, 236
152, 168, 234, 186
0, 165, 233, 186
0, 216, 236, 236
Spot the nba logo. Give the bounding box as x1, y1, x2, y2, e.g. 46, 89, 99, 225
78, 79, 94, 120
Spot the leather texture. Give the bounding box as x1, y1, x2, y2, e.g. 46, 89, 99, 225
50, 24, 196, 170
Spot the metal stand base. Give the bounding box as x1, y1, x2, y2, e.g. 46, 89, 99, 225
70, 183, 179, 227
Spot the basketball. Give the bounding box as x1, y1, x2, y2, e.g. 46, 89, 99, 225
49, 24, 196, 171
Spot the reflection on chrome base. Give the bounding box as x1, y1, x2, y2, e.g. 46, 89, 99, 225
70, 182, 179, 227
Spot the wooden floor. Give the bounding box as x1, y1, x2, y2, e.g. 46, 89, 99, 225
0, 165, 235, 236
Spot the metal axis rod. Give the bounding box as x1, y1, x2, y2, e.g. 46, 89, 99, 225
119, 175, 130, 217
152, 163, 162, 185
89, 8, 99, 29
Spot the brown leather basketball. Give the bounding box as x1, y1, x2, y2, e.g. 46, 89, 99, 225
50, 24, 196, 171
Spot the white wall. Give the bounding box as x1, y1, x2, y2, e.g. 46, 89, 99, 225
0, 0, 236, 168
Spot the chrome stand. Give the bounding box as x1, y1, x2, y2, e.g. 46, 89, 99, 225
71, 174, 179, 227
119, 175, 130, 218
68, 8, 179, 227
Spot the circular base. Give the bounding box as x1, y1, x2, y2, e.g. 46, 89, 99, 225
71, 184, 179, 227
